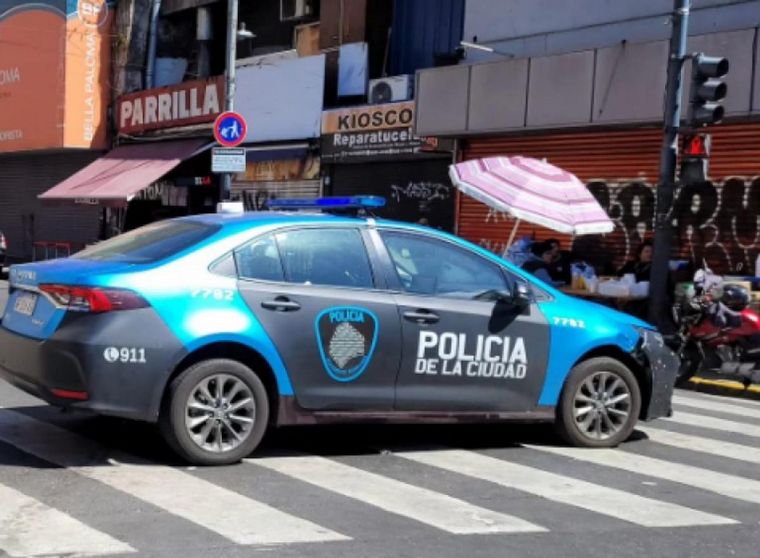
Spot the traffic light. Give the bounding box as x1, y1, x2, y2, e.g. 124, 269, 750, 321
680, 133, 711, 183
687, 53, 729, 127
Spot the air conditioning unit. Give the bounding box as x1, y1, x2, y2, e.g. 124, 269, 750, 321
368, 75, 414, 104
280, 0, 313, 21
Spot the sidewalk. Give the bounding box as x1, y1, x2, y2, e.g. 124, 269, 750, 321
685, 371, 760, 401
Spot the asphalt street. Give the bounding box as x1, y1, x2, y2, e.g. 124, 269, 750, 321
2, 279, 760, 557
2, 383, 760, 555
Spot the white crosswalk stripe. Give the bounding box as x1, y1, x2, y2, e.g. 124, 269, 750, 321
530, 444, 760, 506
0, 409, 348, 546
677, 390, 760, 409
249, 455, 546, 534
395, 449, 734, 528
664, 410, 760, 439
0, 482, 135, 557
639, 426, 760, 465
673, 394, 760, 420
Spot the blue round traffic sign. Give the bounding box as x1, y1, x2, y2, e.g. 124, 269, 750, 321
214, 111, 248, 147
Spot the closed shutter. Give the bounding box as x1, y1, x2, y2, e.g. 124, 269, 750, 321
231, 180, 322, 210
0, 151, 103, 262
330, 159, 456, 231
460, 123, 760, 275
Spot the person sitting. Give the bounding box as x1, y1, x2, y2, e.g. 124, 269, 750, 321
522, 241, 565, 286
546, 238, 571, 285
617, 240, 653, 282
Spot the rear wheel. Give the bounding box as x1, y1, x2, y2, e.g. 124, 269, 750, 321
555, 357, 641, 448
160, 359, 269, 465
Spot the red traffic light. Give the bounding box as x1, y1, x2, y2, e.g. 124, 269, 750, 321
682, 133, 711, 157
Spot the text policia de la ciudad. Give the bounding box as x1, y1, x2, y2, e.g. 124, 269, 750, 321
415, 331, 528, 379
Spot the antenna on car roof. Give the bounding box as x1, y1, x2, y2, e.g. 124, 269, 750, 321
265, 196, 386, 217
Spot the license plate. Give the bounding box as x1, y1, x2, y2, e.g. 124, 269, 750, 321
14, 292, 38, 316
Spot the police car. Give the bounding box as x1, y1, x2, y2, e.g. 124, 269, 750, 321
0, 197, 677, 465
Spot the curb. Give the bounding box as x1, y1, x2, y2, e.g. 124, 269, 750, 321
684, 376, 760, 402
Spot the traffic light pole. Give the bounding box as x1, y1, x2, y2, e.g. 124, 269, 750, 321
219, 0, 239, 202
649, 0, 690, 329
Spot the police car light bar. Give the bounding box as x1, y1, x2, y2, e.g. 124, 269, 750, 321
266, 196, 386, 211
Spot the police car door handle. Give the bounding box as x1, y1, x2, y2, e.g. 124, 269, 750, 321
261, 298, 301, 312
404, 310, 439, 324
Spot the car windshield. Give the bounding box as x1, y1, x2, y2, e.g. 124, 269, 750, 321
73, 220, 220, 263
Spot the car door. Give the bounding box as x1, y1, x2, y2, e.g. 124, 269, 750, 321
235, 226, 402, 411
375, 228, 551, 413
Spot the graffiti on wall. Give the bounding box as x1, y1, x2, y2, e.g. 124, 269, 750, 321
474, 176, 759, 275
587, 176, 759, 274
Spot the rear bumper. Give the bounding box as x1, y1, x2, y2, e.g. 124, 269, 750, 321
638, 329, 679, 420
0, 309, 186, 421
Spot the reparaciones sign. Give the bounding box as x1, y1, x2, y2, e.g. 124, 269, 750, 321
321, 101, 439, 163
117, 76, 224, 135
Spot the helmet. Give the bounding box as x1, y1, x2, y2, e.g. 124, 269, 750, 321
721, 284, 751, 311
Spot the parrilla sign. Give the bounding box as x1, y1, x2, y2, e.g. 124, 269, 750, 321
321, 101, 441, 163
116, 76, 224, 134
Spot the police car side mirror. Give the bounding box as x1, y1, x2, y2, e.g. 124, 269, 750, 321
512, 283, 532, 308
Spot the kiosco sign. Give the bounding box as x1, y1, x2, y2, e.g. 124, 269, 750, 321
321, 101, 438, 163
117, 76, 225, 135
0, 0, 114, 153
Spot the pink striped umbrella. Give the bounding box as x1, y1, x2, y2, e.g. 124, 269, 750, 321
449, 156, 614, 237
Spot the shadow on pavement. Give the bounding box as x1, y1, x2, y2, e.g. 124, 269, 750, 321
0, 402, 654, 469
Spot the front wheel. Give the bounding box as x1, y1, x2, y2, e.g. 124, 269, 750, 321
160, 359, 269, 465
555, 357, 642, 448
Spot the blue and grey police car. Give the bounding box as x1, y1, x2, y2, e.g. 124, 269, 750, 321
0, 197, 678, 465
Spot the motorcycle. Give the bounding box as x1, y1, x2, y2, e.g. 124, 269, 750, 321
669, 267, 760, 387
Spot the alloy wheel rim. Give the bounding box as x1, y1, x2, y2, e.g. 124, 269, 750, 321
185, 374, 256, 453
572, 371, 631, 441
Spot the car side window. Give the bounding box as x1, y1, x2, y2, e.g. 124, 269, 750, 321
274, 228, 374, 289
379, 230, 508, 298
234, 235, 285, 282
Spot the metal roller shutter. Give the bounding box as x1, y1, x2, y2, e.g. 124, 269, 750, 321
231, 180, 322, 210
329, 159, 456, 231
460, 123, 760, 275
0, 151, 103, 262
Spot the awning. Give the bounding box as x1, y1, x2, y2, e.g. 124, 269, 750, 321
38, 139, 211, 206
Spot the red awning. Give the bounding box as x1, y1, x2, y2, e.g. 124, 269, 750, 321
39, 139, 211, 206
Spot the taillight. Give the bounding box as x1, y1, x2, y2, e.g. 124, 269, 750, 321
39, 285, 149, 313
0, 233, 6, 250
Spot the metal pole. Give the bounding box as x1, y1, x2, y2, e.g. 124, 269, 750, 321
648, 0, 690, 329
219, 0, 239, 202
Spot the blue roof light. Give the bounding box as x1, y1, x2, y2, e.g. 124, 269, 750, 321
266, 196, 386, 211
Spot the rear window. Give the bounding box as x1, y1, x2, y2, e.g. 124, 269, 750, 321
74, 220, 220, 263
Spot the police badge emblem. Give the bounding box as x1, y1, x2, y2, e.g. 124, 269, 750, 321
315, 306, 379, 382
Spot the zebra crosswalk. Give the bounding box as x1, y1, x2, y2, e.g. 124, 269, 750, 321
1, 389, 760, 557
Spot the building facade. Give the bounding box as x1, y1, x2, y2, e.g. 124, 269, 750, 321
416, 0, 760, 275
0, 0, 115, 262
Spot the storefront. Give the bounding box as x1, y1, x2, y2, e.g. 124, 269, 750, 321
458, 123, 760, 276
38, 76, 224, 234
0, 0, 114, 261
322, 101, 456, 230
231, 144, 322, 209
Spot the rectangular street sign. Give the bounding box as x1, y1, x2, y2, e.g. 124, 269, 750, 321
212, 148, 246, 173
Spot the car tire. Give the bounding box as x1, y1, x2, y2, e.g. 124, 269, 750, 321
555, 357, 641, 448
160, 359, 269, 465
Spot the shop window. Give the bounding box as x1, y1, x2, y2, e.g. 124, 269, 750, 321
379, 230, 507, 298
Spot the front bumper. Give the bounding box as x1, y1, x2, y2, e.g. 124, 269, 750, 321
637, 329, 679, 420
0, 308, 186, 421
